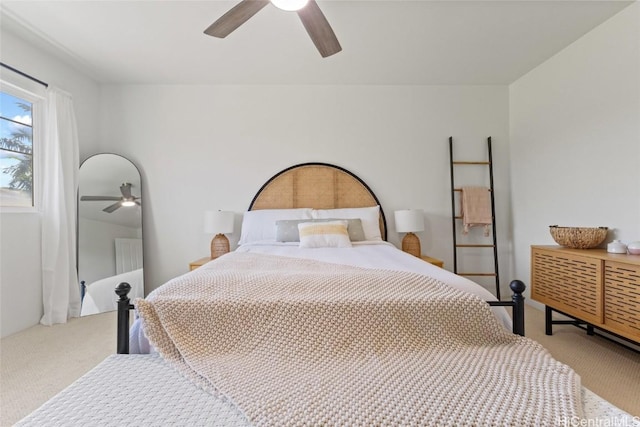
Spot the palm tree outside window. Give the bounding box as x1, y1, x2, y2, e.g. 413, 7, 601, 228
0, 90, 34, 207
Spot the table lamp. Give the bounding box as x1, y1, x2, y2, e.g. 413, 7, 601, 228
204, 210, 234, 259
394, 209, 425, 257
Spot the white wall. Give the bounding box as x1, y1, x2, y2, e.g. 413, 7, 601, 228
0, 29, 101, 337
509, 3, 640, 302
99, 84, 511, 295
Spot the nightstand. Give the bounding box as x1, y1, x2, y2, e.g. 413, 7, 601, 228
420, 255, 444, 268
189, 256, 212, 271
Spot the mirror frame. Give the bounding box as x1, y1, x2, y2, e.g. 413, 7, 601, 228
77, 153, 143, 316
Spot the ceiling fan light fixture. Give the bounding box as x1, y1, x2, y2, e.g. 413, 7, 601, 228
121, 199, 136, 207
270, 0, 308, 12
205, 0, 341, 57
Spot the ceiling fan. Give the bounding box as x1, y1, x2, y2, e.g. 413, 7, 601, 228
204, 0, 341, 58
80, 183, 141, 213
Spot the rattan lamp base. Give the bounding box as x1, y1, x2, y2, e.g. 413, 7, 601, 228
402, 232, 421, 257
211, 234, 230, 259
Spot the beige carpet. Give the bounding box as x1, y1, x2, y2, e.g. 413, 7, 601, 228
1, 311, 116, 426
525, 305, 640, 417
1, 305, 638, 426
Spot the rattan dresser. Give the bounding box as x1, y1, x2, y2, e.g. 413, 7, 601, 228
531, 245, 640, 344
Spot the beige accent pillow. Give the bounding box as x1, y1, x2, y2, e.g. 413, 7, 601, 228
298, 220, 352, 248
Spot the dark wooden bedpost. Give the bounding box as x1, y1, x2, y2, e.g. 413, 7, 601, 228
115, 282, 132, 354
509, 280, 526, 336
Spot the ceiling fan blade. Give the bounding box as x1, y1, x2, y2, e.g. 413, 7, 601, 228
297, 0, 341, 58
120, 183, 132, 199
103, 202, 122, 213
204, 0, 270, 38
81, 196, 122, 201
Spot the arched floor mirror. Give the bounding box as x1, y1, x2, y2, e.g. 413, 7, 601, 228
77, 154, 143, 316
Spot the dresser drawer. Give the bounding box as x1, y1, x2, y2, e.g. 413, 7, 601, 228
531, 247, 603, 325
604, 261, 640, 341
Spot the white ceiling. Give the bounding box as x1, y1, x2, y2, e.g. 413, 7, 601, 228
0, 1, 633, 85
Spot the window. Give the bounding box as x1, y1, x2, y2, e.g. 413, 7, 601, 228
0, 80, 43, 210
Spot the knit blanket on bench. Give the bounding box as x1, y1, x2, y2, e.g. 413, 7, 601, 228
136, 252, 582, 426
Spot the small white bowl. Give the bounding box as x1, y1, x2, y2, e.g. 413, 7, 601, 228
608, 240, 627, 254
627, 241, 640, 255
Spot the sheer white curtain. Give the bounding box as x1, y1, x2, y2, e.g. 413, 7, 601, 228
40, 87, 81, 325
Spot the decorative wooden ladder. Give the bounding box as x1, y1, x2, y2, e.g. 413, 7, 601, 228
448, 136, 501, 299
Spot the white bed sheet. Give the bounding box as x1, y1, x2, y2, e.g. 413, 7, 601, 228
81, 268, 144, 316
233, 241, 513, 329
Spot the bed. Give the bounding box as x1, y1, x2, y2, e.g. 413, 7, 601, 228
19, 163, 637, 426
80, 268, 143, 316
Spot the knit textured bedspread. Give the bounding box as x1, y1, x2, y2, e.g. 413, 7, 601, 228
136, 252, 582, 426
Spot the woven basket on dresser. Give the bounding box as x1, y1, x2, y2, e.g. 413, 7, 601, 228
549, 226, 608, 249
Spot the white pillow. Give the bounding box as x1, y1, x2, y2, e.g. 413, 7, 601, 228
312, 206, 382, 241
239, 208, 313, 245
298, 220, 352, 248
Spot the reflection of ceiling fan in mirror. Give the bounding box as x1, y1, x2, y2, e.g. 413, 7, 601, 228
80, 183, 141, 213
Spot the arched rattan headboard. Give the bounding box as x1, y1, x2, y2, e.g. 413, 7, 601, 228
249, 163, 387, 241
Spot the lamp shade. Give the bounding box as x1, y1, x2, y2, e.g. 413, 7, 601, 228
394, 209, 425, 233
204, 211, 234, 235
